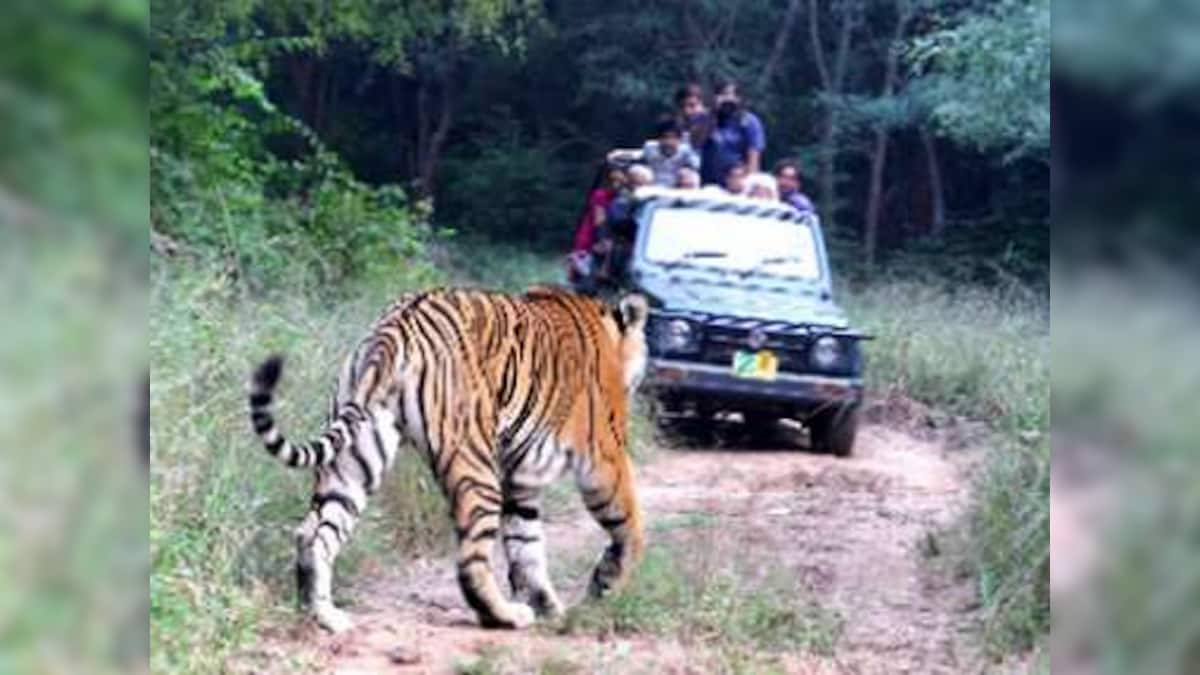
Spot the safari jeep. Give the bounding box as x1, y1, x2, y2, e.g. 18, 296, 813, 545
620, 187, 869, 456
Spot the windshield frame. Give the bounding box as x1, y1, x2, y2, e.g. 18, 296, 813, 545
632, 198, 832, 285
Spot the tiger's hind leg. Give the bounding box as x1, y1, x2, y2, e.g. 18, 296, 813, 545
577, 451, 644, 598
501, 491, 564, 618
296, 406, 400, 633
446, 446, 537, 629
295, 488, 365, 633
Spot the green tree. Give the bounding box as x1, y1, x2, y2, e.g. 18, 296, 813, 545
909, 0, 1050, 161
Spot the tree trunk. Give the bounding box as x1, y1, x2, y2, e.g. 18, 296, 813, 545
920, 126, 946, 235
863, 130, 890, 270
758, 0, 804, 93
419, 78, 455, 195
810, 0, 857, 228
863, 2, 911, 272
409, 52, 458, 197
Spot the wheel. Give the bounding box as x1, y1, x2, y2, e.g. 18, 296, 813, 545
808, 403, 861, 457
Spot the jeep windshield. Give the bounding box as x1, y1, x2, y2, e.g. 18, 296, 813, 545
643, 206, 821, 280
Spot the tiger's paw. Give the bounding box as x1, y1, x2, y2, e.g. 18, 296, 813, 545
481, 601, 536, 629
530, 588, 564, 618
505, 601, 536, 629
315, 605, 354, 634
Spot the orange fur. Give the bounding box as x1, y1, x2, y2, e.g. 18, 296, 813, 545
248, 286, 648, 631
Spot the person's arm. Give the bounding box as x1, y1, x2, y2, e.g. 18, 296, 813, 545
745, 113, 766, 173
746, 149, 762, 174
683, 145, 701, 170
607, 148, 643, 162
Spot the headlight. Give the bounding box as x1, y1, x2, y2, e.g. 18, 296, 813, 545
654, 318, 701, 353
810, 335, 842, 370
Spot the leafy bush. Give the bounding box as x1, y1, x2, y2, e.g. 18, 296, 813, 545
151, 9, 435, 291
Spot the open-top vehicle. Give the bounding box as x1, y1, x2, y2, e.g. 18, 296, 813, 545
574, 185, 870, 455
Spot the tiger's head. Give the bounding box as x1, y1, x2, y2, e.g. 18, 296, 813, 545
610, 294, 649, 394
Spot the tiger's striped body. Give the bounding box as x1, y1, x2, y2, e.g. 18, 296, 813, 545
248, 286, 648, 632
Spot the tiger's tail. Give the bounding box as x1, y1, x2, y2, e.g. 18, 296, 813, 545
248, 355, 366, 469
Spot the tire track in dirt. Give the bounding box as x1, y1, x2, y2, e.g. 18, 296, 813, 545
237, 423, 982, 674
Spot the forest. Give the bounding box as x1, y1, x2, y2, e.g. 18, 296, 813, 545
151, 0, 1049, 284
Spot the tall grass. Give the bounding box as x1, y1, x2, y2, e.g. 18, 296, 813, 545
845, 279, 1050, 655
846, 280, 1048, 431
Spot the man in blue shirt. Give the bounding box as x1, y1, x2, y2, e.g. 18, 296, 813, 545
701, 80, 766, 185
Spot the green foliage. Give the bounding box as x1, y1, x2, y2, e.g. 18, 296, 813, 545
150, 0, 444, 287
0, 0, 147, 244
1050, 274, 1200, 673
909, 0, 1051, 160
1054, 0, 1200, 106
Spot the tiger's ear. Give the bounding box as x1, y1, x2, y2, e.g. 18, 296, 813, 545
615, 294, 649, 334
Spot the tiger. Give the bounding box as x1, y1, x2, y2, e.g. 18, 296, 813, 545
247, 285, 649, 632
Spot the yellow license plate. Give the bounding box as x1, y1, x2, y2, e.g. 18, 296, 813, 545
732, 349, 778, 381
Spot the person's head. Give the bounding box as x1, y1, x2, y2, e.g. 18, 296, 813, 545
724, 162, 748, 194
655, 117, 683, 155
627, 164, 654, 188
604, 166, 627, 190
676, 167, 700, 190
675, 83, 707, 119
714, 80, 743, 122
773, 158, 804, 196
745, 172, 778, 201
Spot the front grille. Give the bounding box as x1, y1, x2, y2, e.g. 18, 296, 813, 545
698, 326, 811, 372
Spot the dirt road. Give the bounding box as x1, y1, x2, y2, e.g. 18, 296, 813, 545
244, 422, 982, 674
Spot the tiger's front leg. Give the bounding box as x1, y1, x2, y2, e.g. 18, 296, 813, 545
502, 490, 564, 618
577, 451, 644, 598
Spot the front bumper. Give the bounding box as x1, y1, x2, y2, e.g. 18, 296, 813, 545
645, 357, 863, 410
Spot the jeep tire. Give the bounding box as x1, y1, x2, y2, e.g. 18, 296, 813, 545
809, 403, 860, 457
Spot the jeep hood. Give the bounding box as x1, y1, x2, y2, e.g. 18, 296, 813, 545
637, 274, 850, 328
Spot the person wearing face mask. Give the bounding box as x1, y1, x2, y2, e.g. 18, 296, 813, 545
700, 80, 766, 186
